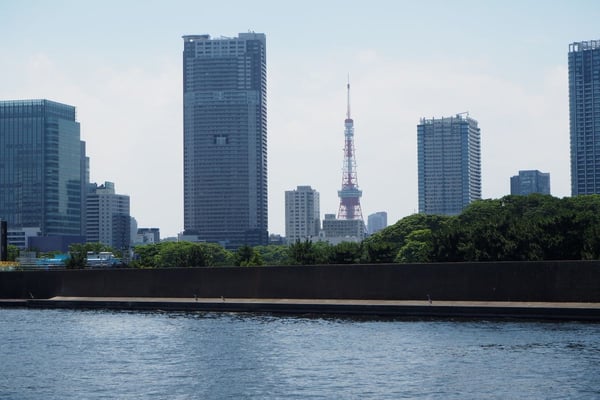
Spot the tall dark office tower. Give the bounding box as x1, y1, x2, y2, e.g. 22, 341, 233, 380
417, 114, 481, 215
183, 33, 268, 248
569, 40, 600, 195
510, 170, 551, 196
0, 100, 86, 236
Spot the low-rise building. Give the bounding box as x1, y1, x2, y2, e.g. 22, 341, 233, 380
320, 214, 366, 245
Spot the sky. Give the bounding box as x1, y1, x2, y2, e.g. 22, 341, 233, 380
2, 0, 600, 238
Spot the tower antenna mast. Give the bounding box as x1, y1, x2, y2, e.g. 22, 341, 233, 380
346, 74, 351, 120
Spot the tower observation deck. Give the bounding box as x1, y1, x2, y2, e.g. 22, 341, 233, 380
337, 80, 364, 222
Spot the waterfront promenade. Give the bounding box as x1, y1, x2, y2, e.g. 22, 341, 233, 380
3, 261, 600, 320
2, 296, 600, 321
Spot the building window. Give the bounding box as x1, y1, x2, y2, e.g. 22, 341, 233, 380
214, 135, 228, 145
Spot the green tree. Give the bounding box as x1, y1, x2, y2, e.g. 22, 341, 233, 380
287, 240, 333, 265
156, 242, 209, 268
254, 245, 289, 266
330, 242, 362, 264
360, 241, 396, 263
65, 243, 91, 269
200, 243, 235, 266
7, 245, 19, 261
234, 245, 263, 266
363, 213, 451, 262
312, 241, 333, 264
131, 243, 162, 268
132, 242, 235, 268
395, 229, 433, 263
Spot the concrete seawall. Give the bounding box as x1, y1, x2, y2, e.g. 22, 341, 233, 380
2, 261, 600, 302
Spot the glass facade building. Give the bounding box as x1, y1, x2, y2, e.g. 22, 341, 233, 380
417, 114, 481, 215
182, 33, 268, 248
367, 211, 388, 234
510, 170, 550, 196
569, 40, 600, 195
0, 100, 86, 236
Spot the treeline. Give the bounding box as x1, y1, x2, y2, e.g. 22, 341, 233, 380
368, 194, 600, 263
130, 240, 377, 268
127, 194, 600, 268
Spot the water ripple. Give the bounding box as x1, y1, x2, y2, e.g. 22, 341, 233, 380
1, 309, 599, 399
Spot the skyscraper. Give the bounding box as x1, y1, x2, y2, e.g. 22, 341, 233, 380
183, 33, 268, 248
0, 99, 87, 237
285, 186, 320, 244
510, 170, 550, 196
569, 40, 600, 195
417, 114, 481, 215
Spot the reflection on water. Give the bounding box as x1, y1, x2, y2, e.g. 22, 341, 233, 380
1, 309, 599, 399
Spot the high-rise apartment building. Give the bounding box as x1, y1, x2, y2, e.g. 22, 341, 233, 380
86, 182, 130, 251
285, 186, 320, 244
0, 99, 87, 236
569, 40, 600, 195
417, 114, 481, 215
510, 170, 550, 196
367, 211, 388, 234
183, 33, 268, 248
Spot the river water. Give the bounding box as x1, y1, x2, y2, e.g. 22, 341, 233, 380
1, 308, 599, 399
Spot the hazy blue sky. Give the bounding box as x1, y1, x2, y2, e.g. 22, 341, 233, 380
2, 0, 600, 237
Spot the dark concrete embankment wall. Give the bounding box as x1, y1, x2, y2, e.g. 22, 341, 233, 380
1, 261, 600, 302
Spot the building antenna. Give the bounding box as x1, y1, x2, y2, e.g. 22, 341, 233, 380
346, 74, 351, 120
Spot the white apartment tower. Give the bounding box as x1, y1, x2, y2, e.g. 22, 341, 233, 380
86, 182, 130, 250
285, 186, 320, 244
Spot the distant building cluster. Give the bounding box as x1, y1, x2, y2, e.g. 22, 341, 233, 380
3, 35, 600, 251
0, 100, 157, 253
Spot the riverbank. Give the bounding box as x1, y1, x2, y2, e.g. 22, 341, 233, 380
3, 297, 600, 321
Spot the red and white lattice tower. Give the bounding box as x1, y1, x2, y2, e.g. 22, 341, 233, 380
337, 79, 364, 222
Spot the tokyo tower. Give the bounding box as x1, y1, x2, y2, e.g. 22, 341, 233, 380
337, 79, 364, 222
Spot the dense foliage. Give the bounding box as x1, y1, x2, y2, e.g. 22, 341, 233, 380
128, 194, 600, 268
131, 242, 233, 268
430, 194, 600, 262
362, 213, 451, 263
